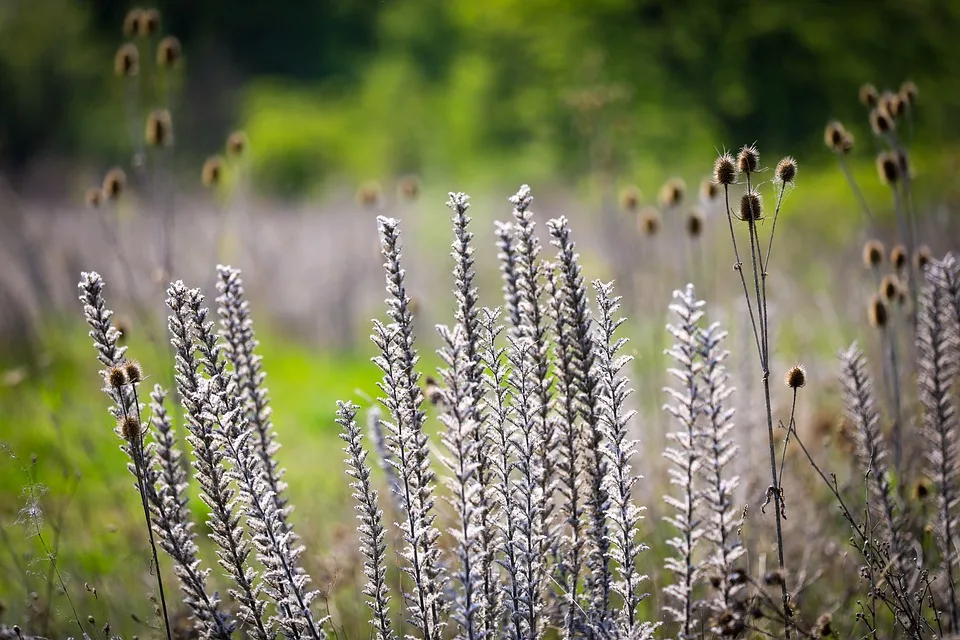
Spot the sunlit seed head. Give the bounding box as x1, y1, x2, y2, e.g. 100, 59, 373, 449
686, 207, 704, 238
85, 187, 103, 209
114, 43, 139, 77
700, 178, 720, 203
824, 121, 849, 154
102, 168, 127, 200
397, 175, 421, 202
862, 239, 884, 269
637, 206, 661, 237
879, 91, 904, 119
618, 185, 642, 212
775, 156, 797, 184
784, 365, 806, 389
659, 178, 686, 209
156, 36, 182, 69
814, 613, 833, 639
880, 274, 900, 302
914, 245, 932, 272
868, 294, 888, 328
145, 110, 172, 147
226, 130, 249, 158
876, 151, 899, 185
869, 108, 895, 136
119, 416, 140, 441
201, 155, 223, 187
123, 9, 143, 39
890, 244, 907, 271
357, 181, 383, 208
737, 144, 759, 174
137, 8, 160, 38
900, 80, 919, 107
713, 153, 737, 186
124, 361, 143, 384
107, 366, 127, 388
738, 191, 763, 223
859, 83, 879, 108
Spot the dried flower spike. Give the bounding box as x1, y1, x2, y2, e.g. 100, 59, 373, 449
890, 244, 907, 271
713, 153, 737, 185
226, 130, 248, 158
775, 156, 797, 184
868, 294, 888, 328
201, 156, 223, 187
85, 187, 103, 209
137, 8, 160, 38
637, 206, 661, 237
102, 168, 127, 200
114, 43, 139, 77
738, 191, 762, 223
659, 177, 686, 208
862, 240, 884, 269
145, 109, 173, 147
784, 365, 806, 389
156, 36, 182, 69
737, 144, 759, 174
859, 83, 879, 108
876, 151, 899, 185
686, 207, 704, 238
619, 184, 642, 212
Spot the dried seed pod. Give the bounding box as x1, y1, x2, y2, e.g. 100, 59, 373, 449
879, 274, 900, 302
738, 191, 762, 223
156, 35, 182, 69
686, 207, 704, 238
102, 168, 127, 200
114, 43, 139, 77
618, 184, 641, 212
784, 365, 806, 389
637, 206, 661, 237
775, 156, 797, 184
859, 83, 879, 108
737, 144, 759, 174
700, 178, 720, 203
107, 366, 127, 388
201, 155, 223, 187
145, 109, 173, 147
900, 80, 919, 107
713, 153, 737, 185
868, 294, 888, 328
914, 245, 932, 272
124, 360, 143, 384
137, 8, 160, 38
123, 9, 143, 39
876, 151, 899, 185
862, 239, 884, 269
659, 177, 686, 208
890, 244, 907, 271
824, 121, 851, 154
119, 416, 141, 441
226, 130, 248, 158
870, 108, 895, 136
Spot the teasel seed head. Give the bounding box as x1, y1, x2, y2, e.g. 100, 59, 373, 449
862, 239, 884, 269
912, 478, 932, 502
775, 156, 797, 184
814, 613, 833, 638
868, 294, 888, 328
891, 244, 907, 271
201, 155, 223, 187
145, 109, 172, 147
356, 181, 383, 208
102, 168, 127, 200
869, 108, 895, 136
737, 144, 759, 174
119, 415, 140, 441
876, 151, 899, 185
114, 43, 139, 77
637, 206, 661, 237
659, 177, 685, 208
124, 360, 143, 384
738, 191, 763, 223
880, 91, 904, 119
700, 178, 720, 203
137, 8, 160, 38
424, 375, 443, 407
397, 174, 421, 202
859, 83, 879, 108
879, 274, 900, 302
156, 36, 182, 69
686, 207, 704, 238
123, 9, 142, 38
914, 245, 932, 272
714, 153, 737, 185
618, 184, 642, 212
784, 365, 806, 389
226, 130, 248, 158
107, 366, 127, 388
824, 121, 845, 152
85, 187, 103, 209
900, 80, 919, 107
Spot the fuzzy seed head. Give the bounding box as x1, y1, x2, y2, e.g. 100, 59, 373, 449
914, 245, 932, 272
890, 244, 907, 271
876, 151, 899, 185
618, 184, 642, 212
859, 83, 879, 108
124, 361, 143, 384
700, 178, 720, 203
356, 181, 383, 208
862, 240, 884, 269
107, 366, 127, 388
85, 187, 103, 209
114, 43, 139, 77
880, 91, 904, 119
912, 478, 932, 501
713, 153, 737, 185
814, 613, 833, 638
738, 191, 763, 223
900, 80, 918, 107
659, 177, 685, 208
102, 168, 127, 200
784, 365, 806, 389
119, 416, 140, 441
156, 36, 182, 69
397, 174, 421, 201
226, 130, 248, 158
775, 156, 797, 184
686, 207, 704, 238
824, 121, 853, 154
637, 206, 661, 237
868, 294, 888, 328
201, 155, 223, 187
123, 9, 143, 39
869, 108, 894, 136
737, 144, 759, 174
145, 109, 172, 147
137, 9, 160, 38
879, 274, 900, 302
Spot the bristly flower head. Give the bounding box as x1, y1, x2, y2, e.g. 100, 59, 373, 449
619, 184, 642, 212
659, 177, 686, 208
736, 144, 759, 174
85, 187, 103, 209
737, 191, 762, 223
156, 36, 182, 69
774, 157, 797, 184
397, 174, 421, 202
876, 151, 899, 185
890, 244, 907, 271
700, 178, 720, 203
123, 9, 143, 39
900, 80, 919, 107
824, 121, 853, 154
686, 207, 704, 238
862, 239, 884, 269
879, 91, 904, 119
145, 109, 173, 147
637, 206, 661, 237
114, 43, 139, 77
137, 8, 160, 38
784, 365, 806, 389
118, 415, 140, 441
868, 294, 888, 328
879, 274, 900, 302
124, 360, 143, 384
859, 83, 879, 108
713, 153, 737, 185
914, 244, 932, 272
869, 108, 895, 136
226, 130, 248, 158
106, 365, 127, 388
201, 155, 223, 187
102, 168, 127, 200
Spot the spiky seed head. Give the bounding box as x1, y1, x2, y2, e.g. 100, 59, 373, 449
124, 361, 143, 384
226, 130, 248, 158
912, 478, 932, 502
201, 155, 223, 187
119, 416, 140, 441
659, 177, 685, 208
869, 108, 894, 136
123, 9, 143, 38
890, 244, 907, 271
824, 121, 853, 154
356, 181, 382, 208
156, 36, 182, 69
862, 239, 884, 269
618, 184, 641, 212
686, 207, 704, 238
775, 156, 797, 184
397, 175, 421, 202
700, 178, 720, 203
637, 206, 661, 237
738, 191, 762, 223
102, 168, 127, 200
879, 91, 904, 119
868, 294, 888, 328
814, 614, 833, 638
876, 151, 899, 185
85, 187, 103, 209
137, 8, 160, 38
914, 245, 932, 272
737, 144, 759, 174
784, 365, 806, 389
713, 153, 737, 185
859, 83, 879, 107
114, 43, 139, 77
900, 80, 918, 107
879, 274, 900, 302
145, 110, 172, 147
106, 366, 127, 388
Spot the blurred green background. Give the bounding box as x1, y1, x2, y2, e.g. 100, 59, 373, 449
2, 0, 959, 196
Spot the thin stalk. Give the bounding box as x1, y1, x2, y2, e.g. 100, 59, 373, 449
777, 389, 798, 489
721, 184, 762, 362
36, 529, 85, 639
837, 155, 875, 223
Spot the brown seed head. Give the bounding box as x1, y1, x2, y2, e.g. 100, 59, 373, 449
738, 191, 763, 223
114, 43, 139, 77
398, 175, 421, 202
784, 365, 806, 389
713, 153, 737, 185
137, 8, 160, 38
862, 240, 884, 269
868, 294, 888, 328
119, 416, 141, 441
737, 144, 759, 174
123, 9, 143, 39
775, 156, 797, 184
700, 178, 720, 203
686, 207, 704, 238
659, 178, 686, 209
145, 109, 172, 147
85, 187, 103, 209
201, 155, 223, 187
880, 274, 900, 302
880, 91, 904, 119
102, 168, 127, 200
637, 207, 661, 237
763, 568, 786, 587
156, 36, 182, 69
859, 83, 879, 108
357, 181, 383, 208
124, 361, 143, 384
869, 108, 895, 136
814, 613, 833, 638
890, 244, 907, 271
912, 478, 932, 502
107, 366, 127, 388
619, 185, 641, 212
824, 121, 850, 154
900, 80, 919, 107
914, 245, 932, 272
226, 130, 249, 158
876, 151, 899, 185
